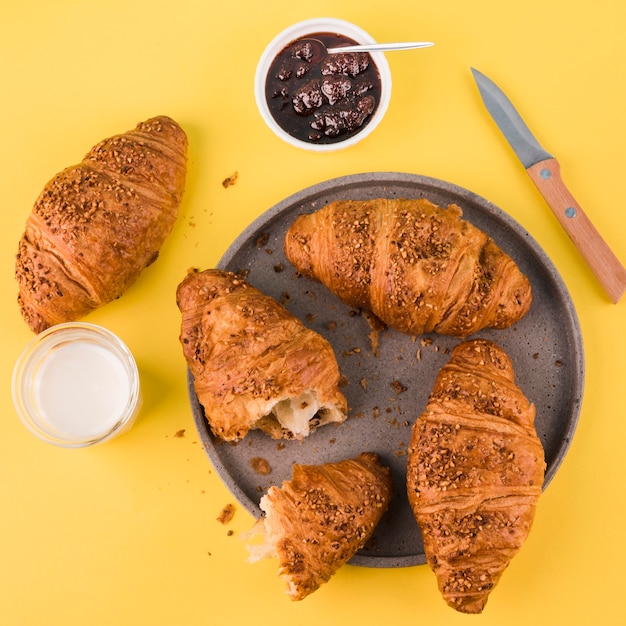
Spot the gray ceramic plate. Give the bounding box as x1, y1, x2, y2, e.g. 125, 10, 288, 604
188, 172, 584, 568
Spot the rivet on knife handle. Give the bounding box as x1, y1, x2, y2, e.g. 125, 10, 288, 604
527, 158, 626, 303
471, 67, 626, 303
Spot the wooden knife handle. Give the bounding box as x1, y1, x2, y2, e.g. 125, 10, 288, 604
527, 158, 626, 303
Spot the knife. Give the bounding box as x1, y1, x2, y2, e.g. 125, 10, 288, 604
471, 67, 626, 303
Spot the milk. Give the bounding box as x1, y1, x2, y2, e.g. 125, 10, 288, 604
34, 341, 132, 438
13, 323, 141, 447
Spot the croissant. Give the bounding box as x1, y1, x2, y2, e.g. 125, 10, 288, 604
245, 452, 393, 600
176, 268, 347, 441
406, 339, 545, 613
15, 115, 188, 333
284, 198, 532, 336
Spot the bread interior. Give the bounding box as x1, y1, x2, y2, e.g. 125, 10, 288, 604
256, 389, 344, 439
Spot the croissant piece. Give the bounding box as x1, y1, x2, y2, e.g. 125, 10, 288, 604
15, 115, 188, 333
176, 269, 347, 441
245, 452, 393, 600
406, 339, 545, 613
284, 198, 532, 336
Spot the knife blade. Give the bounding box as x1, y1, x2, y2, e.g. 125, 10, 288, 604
471, 67, 626, 303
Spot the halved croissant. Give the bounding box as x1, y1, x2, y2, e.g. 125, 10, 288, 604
284, 198, 532, 336
15, 115, 187, 333
245, 452, 393, 600
176, 269, 347, 441
406, 339, 545, 613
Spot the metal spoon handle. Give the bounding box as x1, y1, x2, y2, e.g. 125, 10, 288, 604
327, 41, 434, 53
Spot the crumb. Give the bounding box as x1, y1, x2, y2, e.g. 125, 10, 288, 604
327, 321, 337, 331
256, 233, 269, 248
338, 374, 349, 387
343, 347, 361, 356
222, 171, 238, 188
265, 248, 273, 255
328, 438, 336, 444
533, 353, 539, 359
363, 311, 386, 356
217, 503, 235, 524
227, 530, 234, 536
276, 441, 286, 451
174, 429, 185, 438
360, 377, 367, 390
279, 291, 291, 305
391, 380, 407, 394
555, 359, 563, 367
372, 406, 380, 419
416, 348, 422, 361
420, 337, 433, 347
250, 457, 272, 475
273, 263, 284, 273
306, 313, 315, 324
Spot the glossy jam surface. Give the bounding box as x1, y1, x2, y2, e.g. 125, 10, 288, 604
265, 32, 382, 144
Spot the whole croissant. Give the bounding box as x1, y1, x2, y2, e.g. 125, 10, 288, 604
284, 198, 532, 336
406, 339, 545, 613
15, 115, 188, 333
245, 452, 393, 600
176, 268, 347, 441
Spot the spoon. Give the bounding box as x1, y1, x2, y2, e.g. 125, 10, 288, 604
326, 41, 434, 53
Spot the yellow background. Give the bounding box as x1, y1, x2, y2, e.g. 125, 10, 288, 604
1, 1, 625, 624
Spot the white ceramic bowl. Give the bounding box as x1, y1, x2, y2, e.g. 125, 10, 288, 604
254, 18, 392, 152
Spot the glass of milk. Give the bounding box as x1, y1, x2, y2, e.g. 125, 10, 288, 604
12, 322, 142, 447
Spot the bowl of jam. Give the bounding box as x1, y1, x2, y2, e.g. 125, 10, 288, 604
255, 18, 392, 151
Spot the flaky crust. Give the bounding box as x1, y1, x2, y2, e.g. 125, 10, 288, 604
259, 452, 393, 600
284, 198, 532, 336
406, 339, 545, 613
176, 269, 347, 441
15, 116, 187, 333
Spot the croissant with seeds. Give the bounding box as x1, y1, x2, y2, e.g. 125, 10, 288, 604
406, 339, 545, 613
15, 116, 187, 333
245, 452, 393, 600
284, 198, 532, 336
176, 268, 347, 442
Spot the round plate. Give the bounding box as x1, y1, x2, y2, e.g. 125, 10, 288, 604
188, 172, 585, 568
